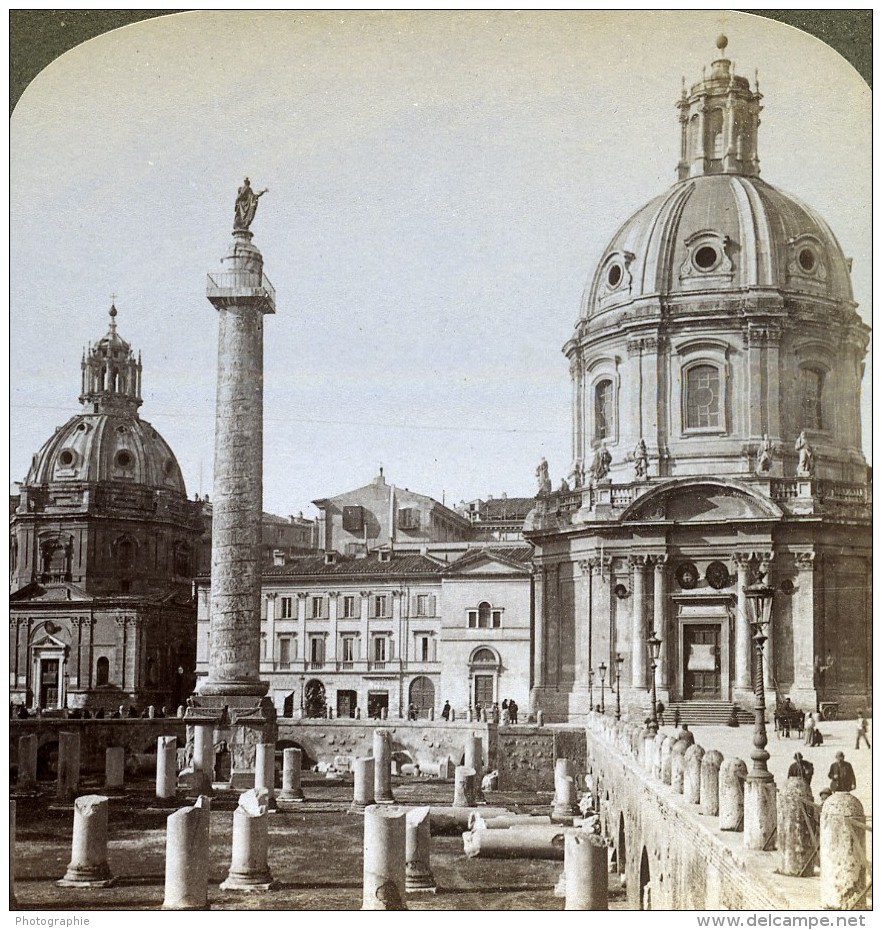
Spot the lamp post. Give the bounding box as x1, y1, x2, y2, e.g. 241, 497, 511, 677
743, 563, 776, 850
647, 633, 661, 734
599, 662, 607, 715
588, 668, 595, 712
615, 653, 624, 720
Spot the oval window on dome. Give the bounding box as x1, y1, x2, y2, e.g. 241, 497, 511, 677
58, 450, 75, 467
164, 459, 176, 477
606, 263, 623, 288
115, 450, 133, 468
798, 248, 817, 272
693, 245, 719, 271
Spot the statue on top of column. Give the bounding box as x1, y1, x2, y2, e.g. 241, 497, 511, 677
234, 178, 269, 231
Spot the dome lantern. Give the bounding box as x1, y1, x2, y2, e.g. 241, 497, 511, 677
79, 304, 143, 413
676, 36, 762, 180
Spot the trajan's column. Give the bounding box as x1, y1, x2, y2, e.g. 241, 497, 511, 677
190, 180, 276, 779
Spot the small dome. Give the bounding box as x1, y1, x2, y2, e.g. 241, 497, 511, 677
582, 175, 853, 318
26, 411, 187, 494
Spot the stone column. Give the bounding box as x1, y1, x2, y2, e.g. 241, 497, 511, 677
17, 734, 38, 792
733, 555, 752, 693
777, 778, 815, 878
163, 796, 210, 909
373, 729, 394, 802
629, 556, 648, 690
220, 789, 274, 890
156, 736, 177, 800
57, 731, 81, 801
278, 747, 304, 805
254, 743, 276, 810
530, 566, 546, 714
699, 750, 724, 816
200, 227, 274, 700
362, 806, 408, 910
575, 561, 592, 689
192, 724, 215, 791
453, 766, 476, 808
350, 757, 376, 813
105, 747, 125, 789
820, 792, 867, 909
464, 733, 484, 799
719, 758, 747, 831
653, 555, 668, 688
791, 554, 817, 704
57, 795, 114, 887
552, 774, 579, 824
564, 832, 608, 910
405, 806, 436, 893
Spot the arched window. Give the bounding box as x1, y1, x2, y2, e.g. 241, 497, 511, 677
478, 602, 491, 628
799, 368, 824, 430
173, 543, 190, 577
709, 108, 724, 159
472, 648, 497, 664
685, 365, 721, 429
96, 656, 110, 686
594, 379, 613, 440
468, 604, 502, 629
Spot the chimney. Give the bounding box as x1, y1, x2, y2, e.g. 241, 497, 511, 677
324, 551, 337, 565
272, 550, 285, 567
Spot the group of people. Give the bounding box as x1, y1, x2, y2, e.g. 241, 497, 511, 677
788, 749, 858, 798
438, 698, 519, 724
9, 702, 173, 720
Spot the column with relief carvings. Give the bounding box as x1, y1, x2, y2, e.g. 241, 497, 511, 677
629, 556, 648, 690
733, 554, 752, 693
652, 555, 669, 689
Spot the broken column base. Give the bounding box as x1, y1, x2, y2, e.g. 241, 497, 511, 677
405, 865, 437, 894
277, 794, 306, 810
57, 871, 115, 889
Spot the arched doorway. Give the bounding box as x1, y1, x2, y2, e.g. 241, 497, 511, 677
304, 679, 326, 718
639, 847, 652, 910
408, 676, 435, 718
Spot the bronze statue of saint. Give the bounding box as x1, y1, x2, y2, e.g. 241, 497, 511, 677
234, 177, 268, 231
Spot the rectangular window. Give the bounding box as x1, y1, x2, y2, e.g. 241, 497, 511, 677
418, 635, 430, 662
685, 365, 721, 429
341, 636, 356, 663
374, 595, 388, 618
343, 595, 357, 618
342, 505, 364, 532
416, 594, 429, 617
278, 637, 291, 668
800, 368, 823, 430
492, 610, 502, 628
310, 596, 324, 619
310, 636, 324, 667
595, 379, 613, 440
373, 637, 387, 662
467, 610, 478, 628
279, 597, 293, 619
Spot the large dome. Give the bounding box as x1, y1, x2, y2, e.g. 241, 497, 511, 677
581, 174, 854, 318
26, 410, 187, 494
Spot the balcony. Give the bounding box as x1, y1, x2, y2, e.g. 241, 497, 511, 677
206, 270, 275, 313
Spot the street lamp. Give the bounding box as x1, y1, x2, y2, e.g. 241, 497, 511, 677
744, 566, 775, 779
647, 633, 661, 734
615, 653, 624, 720
599, 662, 607, 715
588, 667, 595, 712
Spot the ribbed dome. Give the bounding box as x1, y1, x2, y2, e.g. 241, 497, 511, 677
26, 410, 187, 494
581, 175, 854, 318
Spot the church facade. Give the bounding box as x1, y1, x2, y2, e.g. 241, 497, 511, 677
525, 41, 871, 722
9, 308, 202, 711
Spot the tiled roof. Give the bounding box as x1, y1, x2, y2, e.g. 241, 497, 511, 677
477, 497, 535, 520
262, 552, 445, 578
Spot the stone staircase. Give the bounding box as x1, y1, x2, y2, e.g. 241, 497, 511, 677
662, 701, 754, 727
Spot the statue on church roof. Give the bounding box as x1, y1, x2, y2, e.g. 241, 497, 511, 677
795, 431, 814, 477
755, 434, 773, 474
535, 457, 552, 497
634, 439, 648, 479
591, 443, 612, 482
234, 177, 268, 231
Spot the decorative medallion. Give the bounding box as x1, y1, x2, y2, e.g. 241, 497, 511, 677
675, 561, 699, 590
779, 579, 795, 596
706, 561, 730, 590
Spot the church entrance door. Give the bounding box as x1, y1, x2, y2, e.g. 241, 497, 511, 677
683, 625, 721, 699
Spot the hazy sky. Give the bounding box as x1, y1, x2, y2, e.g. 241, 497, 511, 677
10, 10, 871, 517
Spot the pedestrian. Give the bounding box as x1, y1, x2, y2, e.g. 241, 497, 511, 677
855, 711, 871, 750
441, 700, 451, 721
828, 751, 856, 793
677, 723, 695, 747
787, 752, 814, 789
407, 703, 417, 721
656, 700, 665, 726
509, 698, 518, 724
803, 712, 815, 746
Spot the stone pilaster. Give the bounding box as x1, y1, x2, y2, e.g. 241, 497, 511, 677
733, 553, 753, 697
790, 553, 817, 706
652, 555, 669, 690
629, 555, 649, 690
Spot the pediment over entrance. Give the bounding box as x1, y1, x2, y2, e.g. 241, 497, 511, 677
622, 479, 783, 524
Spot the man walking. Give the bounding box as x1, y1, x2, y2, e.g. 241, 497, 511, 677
855, 712, 871, 750
828, 751, 856, 793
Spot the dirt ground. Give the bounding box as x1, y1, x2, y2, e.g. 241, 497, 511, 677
12, 774, 628, 911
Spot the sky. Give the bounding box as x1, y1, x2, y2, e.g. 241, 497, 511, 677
10, 10, 871, 518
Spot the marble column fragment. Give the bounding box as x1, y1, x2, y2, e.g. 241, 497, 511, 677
820, 792, 867, 909
105, 747, 125, 790
362, 806, 408, 910
163, 796, 211, 909
700, 750, 724, 817
464, 733, 484, 800
17, 735, 38, 792
350, 757, 376, 813
220, 789, 274, 891
277, 748, 305, 805
552, 775, 580, 824
564, 832, 608, 910
57, 795, 114, 887
253, 743, 277, 810
463, 824, 568, 860
57, 731, 81, 801
719, 758, 747, 831
405, 806, 436, 893
453, 766, 476, 808
373, 729, 394, 803
192, 725, 215, 793
156, 736, 178, 800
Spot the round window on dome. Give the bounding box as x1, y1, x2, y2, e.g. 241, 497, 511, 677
694, 245, 719, 271
606, 263, 623, 289
115, 450, 133, 469
58, 450, 75, 467
798, 248, 817, 273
